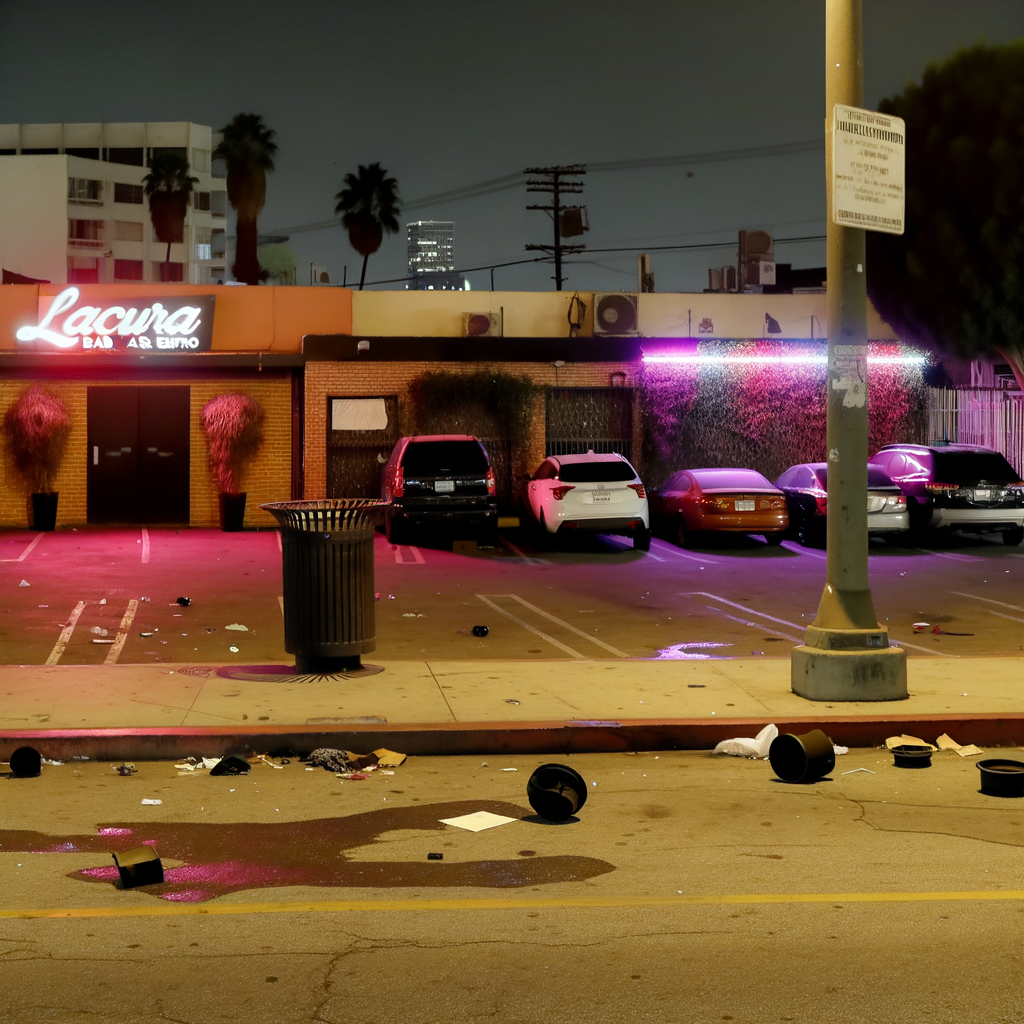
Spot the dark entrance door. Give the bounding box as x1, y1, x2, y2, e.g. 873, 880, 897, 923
87, 386, 190, 524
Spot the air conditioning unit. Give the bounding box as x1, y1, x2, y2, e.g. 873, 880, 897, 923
593, 293, 639, 336
310, 265, 330, 286
463, 312, 501, 337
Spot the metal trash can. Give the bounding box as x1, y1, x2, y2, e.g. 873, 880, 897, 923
260, 499, 389, 674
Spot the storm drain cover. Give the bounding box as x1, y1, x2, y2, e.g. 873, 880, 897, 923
215, 664, 385, 684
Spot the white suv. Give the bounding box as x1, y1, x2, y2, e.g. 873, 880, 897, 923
520, 452, 650, 550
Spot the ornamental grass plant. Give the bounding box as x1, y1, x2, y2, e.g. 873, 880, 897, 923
200, 393, 265, 493
2, 385, 72, 493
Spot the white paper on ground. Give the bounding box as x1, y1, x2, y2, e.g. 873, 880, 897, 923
225, 623, 248, 632
936, 733, 962, 751
713, 723, 778, 759
439, 811, 518, 832
955, 744, 983, 757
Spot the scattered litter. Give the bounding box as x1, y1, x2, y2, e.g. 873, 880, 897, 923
388, 594, 395, 600
769, 730, 835, 784
841, 767, 875, 775
140, 597, 150, 602
375, 592, 381, 600
140, 631, 154, 638
687, 684, 706, 688
18, 580, 29, 587
92, 639, 115, 644
480, 762, 489, 768
936, 733, 962, 751
713, 723, 778, 759
932, 627, 974, 636
209, 755, 251, 776
502, 767, 519, 772
402, 613, 417, 618
505, 699, 520, 705
885, 734, 936, 752
440, 810, 518, 832
99, 599, 106, 604
427, 852, 444, 860
306, 748, 357, 773
834, 745, 849, 755
225, 623, 248, 631
37, 604, 48, 608
751, 650, 763, 655
257, 755, 284, 770
912, 622, 930, 631
527, 763, 588, 821
140, 798, 162, 805
40, 757, 63, 766
892, 744, 933, 768
229, 646, 240, 653
10, 747, 41, 777
375, 749, 406, 766
176, 597, 191, 607
91, 626, 108, 635
115, 763, 137, 776
472, 625, 489, 637
337, 772, 371, 780
955, 744, 984, 758
113, 846, 164, 888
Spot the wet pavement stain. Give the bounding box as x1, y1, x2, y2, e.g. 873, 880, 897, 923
0, 800, 615, 903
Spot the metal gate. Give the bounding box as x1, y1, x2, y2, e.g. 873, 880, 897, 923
928, 387, 1024, 474
327, 396, 399, 499
546, 387, 634, 460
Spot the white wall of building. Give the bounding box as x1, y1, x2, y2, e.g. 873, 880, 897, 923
0, 156, 68, 282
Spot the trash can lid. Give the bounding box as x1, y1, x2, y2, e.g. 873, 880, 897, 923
260, 499, 390, 531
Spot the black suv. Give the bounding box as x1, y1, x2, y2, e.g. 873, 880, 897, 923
868, 443, 1024, 544
381, 435, 498, 544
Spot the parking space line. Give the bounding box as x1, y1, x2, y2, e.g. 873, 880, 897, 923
140, 528, 150, 563
0, 532, 44, 563
45, 601, 86, 666
475, 595, 587, 659
104, 599, 139, 665
393, 545, 426, 564
781, 540, 827, 560
914, 548, 984, 563
498, 536, 550, 565
691, 602, 804, 644
650, 539, 720, 564
504, 594, 629, 657
988, 610, 1024, 625
685, 591, 956, 657
950, 591, 1024, 614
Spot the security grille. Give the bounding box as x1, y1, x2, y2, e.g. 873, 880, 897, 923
327, 396, 399, 499
546, 387, 633, 460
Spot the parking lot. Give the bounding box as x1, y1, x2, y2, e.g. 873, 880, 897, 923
1, 525, 1022, 667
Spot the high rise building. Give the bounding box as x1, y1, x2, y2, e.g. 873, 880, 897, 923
0, 122, 226, 285
406, 220, 461, 290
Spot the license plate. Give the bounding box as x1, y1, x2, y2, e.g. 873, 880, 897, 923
592, 491, 611, 503
433, 479, 454, 493
973, 489, 991, 500
734, 500, 755, 511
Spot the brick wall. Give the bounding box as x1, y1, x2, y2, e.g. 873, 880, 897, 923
0, 376, 291, 528
303, 361, 640, 499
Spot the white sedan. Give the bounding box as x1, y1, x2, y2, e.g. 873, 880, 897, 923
520, 452, 651, 550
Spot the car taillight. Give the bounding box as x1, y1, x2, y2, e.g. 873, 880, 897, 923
925, 483, 959, 494
770, 498, 784, 509
884, 495, 906, 510
392, 465, 404, 498
699, 497, 730, 512
628, 483, 646, 499
551, 485, 576, 500
814, 494, 828, 515
486, 467, 496, 496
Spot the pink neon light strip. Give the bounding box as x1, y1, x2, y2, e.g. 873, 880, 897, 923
641, 353, 925, 366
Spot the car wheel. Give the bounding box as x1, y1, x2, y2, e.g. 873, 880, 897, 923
1003, 527, 1024, 546
676, 517, 688, 548
763, 532, 784, 546
633, 526, 651, 552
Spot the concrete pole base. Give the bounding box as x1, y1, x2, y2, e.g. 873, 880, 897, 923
791, 644, 908, 702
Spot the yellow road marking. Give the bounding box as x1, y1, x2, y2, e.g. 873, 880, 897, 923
3, 890, 1023, 921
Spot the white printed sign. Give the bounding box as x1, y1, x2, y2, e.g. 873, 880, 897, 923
832, 104, 905, 235
332, 398, 388, 431
830, 345, 868, 408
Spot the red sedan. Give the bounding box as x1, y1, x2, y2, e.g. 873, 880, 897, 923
650, 468, 789, 546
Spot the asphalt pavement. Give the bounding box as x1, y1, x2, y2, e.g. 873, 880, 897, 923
1, 749, 1023, 1023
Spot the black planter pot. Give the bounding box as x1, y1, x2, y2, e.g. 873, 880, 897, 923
31, 492, 59, 531
769, 729, 836, 783
219, 492, 247, 532
977, 759, 1024, 798
892, 744, 933, 768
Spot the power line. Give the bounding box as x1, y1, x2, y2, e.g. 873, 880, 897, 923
264, 138, 824, 236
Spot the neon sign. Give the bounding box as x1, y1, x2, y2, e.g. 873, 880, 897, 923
641, 351, 926, 367
16, 287, 215, 352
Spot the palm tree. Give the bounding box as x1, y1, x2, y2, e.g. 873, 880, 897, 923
142, 153, 198, 282
213, 114, 278, 286
334, 164, 401, 289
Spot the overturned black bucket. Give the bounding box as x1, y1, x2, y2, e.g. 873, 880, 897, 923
769, 730, 835, 784
527, 763, 588, 821
9, 746, 41, 778
892, 744, 933, 769
977, 759, 1024, 798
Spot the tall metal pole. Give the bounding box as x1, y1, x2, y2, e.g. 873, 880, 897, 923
552, 172, 563, 291
791, 0, 907, 701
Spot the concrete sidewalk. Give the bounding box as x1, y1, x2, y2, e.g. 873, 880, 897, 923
1, 656, 1022, 759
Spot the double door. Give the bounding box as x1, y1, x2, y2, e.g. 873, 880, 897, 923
87, 386, 190, 524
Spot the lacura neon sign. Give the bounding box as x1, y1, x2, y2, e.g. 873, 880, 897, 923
16, 287, 215, 352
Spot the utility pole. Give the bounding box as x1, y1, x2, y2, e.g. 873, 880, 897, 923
791, 0, 907, 701
524, 165, 586, 291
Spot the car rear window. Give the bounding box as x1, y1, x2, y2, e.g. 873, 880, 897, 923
401, 440, 488, 476
691, 469, 773, 489
932, 451, 1019, 484
812, 466, 895, 488
558, 459, 636, 483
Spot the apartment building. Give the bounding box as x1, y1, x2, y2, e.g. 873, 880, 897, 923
0, 122, 227, 285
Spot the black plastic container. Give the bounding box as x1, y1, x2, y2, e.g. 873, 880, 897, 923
769, 729, 836, 783
31, 492, 58, 531
219, 492, 247, 531
9, 746, 41, 777
977, 759, 1024, 798
527, 763, 589, 821
892, 744, 933, 768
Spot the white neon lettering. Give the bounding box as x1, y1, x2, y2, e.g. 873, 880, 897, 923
63, 306, 101, 336
117, 308, 155, 334
162, 306, 203, 335
93, 307, 127, 335
15, 287, 81, 347
149, 304, 168, 333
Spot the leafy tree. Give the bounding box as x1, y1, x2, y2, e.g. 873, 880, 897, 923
868, 42, 1024, 391
142, 152, 197, 282
334, 163, 401, 289
214, 114, 278, 286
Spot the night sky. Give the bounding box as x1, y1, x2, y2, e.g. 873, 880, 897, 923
2, 1, 1022, 292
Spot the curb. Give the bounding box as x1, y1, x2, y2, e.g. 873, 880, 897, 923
3, 713, 1023, 762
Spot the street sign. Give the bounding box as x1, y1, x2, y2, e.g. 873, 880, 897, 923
832, 103, 905, 235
